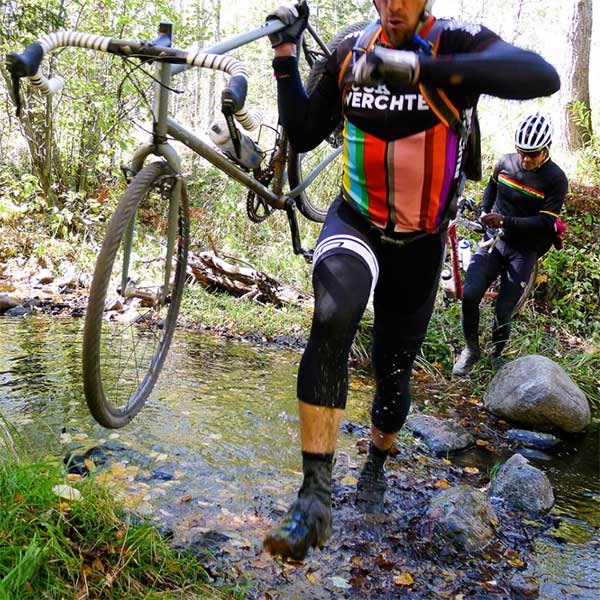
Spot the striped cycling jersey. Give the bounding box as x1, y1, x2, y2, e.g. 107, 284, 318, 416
341, 117, 459, 233
330, 19, 497, 234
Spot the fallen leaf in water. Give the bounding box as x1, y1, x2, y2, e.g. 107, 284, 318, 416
435, 479, 451, 488
72, 433, 88, 441
394, 572, 414, 586
306, 571, 320, 584
463, 467, 479, 474
67, 473, 83, 482
180, 495, 192, 503
341, 475, 358, 486
508, 558, 525, 567
52, 485, 82, 501
475, 439, 489, 447
84, 458, 96, 472
351, 555, 362, 567
329, 576, 351, 589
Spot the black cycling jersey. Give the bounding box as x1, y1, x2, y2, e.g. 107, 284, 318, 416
273, 20, 559, 152
481, 153, 568, 256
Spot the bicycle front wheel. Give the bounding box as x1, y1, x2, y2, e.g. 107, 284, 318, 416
83, 161, 189, 428
288, 21, 369, 223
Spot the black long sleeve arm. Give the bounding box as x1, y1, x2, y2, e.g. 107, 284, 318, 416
418, 40, 560, 99
272, 56, 341, 153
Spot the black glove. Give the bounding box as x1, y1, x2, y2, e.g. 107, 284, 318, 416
266, 0, 309, 48
353, 47, 419, 87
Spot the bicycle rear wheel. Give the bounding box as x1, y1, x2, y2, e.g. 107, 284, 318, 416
82, 161, 189, 428
288, 21, 369, 223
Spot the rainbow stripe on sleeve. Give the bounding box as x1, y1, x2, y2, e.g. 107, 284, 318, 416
498, 174, 545, 199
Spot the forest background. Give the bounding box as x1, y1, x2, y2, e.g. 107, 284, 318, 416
0, 0, 598, 406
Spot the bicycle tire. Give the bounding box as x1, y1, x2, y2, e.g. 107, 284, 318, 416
82, 161, 189, 428
512, 261, 538, 315
288, 21, 370, 223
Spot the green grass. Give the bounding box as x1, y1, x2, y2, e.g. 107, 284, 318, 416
0, 453, 246, 599
181, 285, 312, 341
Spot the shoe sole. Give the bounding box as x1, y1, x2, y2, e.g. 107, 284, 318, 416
263, 530, 332, 561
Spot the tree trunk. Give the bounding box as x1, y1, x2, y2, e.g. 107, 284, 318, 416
561, 0, 593, 150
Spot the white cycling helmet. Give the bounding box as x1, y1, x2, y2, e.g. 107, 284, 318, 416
514, 112, 553, 151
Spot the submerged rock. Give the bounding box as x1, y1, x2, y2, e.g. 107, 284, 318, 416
510, 572, 540, 598
489, 453, 554, 514
506, 429, 562, 450
484, 355, 591, 433
422, 485, 498, 554
405, 413, 474, 456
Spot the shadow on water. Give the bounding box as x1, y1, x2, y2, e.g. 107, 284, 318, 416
0, 315, 598, 599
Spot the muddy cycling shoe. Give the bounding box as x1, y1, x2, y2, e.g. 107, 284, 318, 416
356, 456, 387, 513
490, 354, 507, 372
263, 495, 332, 561
452, 345, 481, 376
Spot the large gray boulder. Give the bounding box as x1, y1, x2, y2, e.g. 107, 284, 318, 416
489, 453, 554, 514
484, 355, 591, 433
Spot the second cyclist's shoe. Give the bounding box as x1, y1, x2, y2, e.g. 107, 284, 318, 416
356, 457, 387, 513
452, 343, 481, 376
263, 495, 332, 561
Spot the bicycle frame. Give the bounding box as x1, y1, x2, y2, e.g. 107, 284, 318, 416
119, 20, 337, 289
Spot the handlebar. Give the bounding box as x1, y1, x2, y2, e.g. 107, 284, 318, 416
5, 27, 263, 131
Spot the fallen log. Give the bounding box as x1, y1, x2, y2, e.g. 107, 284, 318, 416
187, 251, 311, 308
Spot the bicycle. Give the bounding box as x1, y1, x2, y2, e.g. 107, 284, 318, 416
6, 13, 363, 429
441, 197, 538, 313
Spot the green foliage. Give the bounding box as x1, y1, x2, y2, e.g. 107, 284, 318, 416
0, 459, 238, 599
538, 245, 600, 336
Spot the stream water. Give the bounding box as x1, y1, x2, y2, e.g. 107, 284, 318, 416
0, 315, 598, 599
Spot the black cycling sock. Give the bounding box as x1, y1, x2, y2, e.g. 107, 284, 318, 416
298, 452, 333, 506
368, 441, 390, 461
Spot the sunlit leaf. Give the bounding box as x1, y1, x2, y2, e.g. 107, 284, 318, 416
341, 475, 358, 486
394, 572, 414, 586
52, 484, 82, 501
464, 467, 479, 474
475, 439, 489, 446
306, 571, 320, 584
435, 479, 451, 488
67, 473, 83, 482
508, 558, 525, 567
329, 576, 351, 589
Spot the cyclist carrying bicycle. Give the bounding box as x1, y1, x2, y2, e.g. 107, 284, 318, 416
262, 0, 561, 561
452, 112, 568, 376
